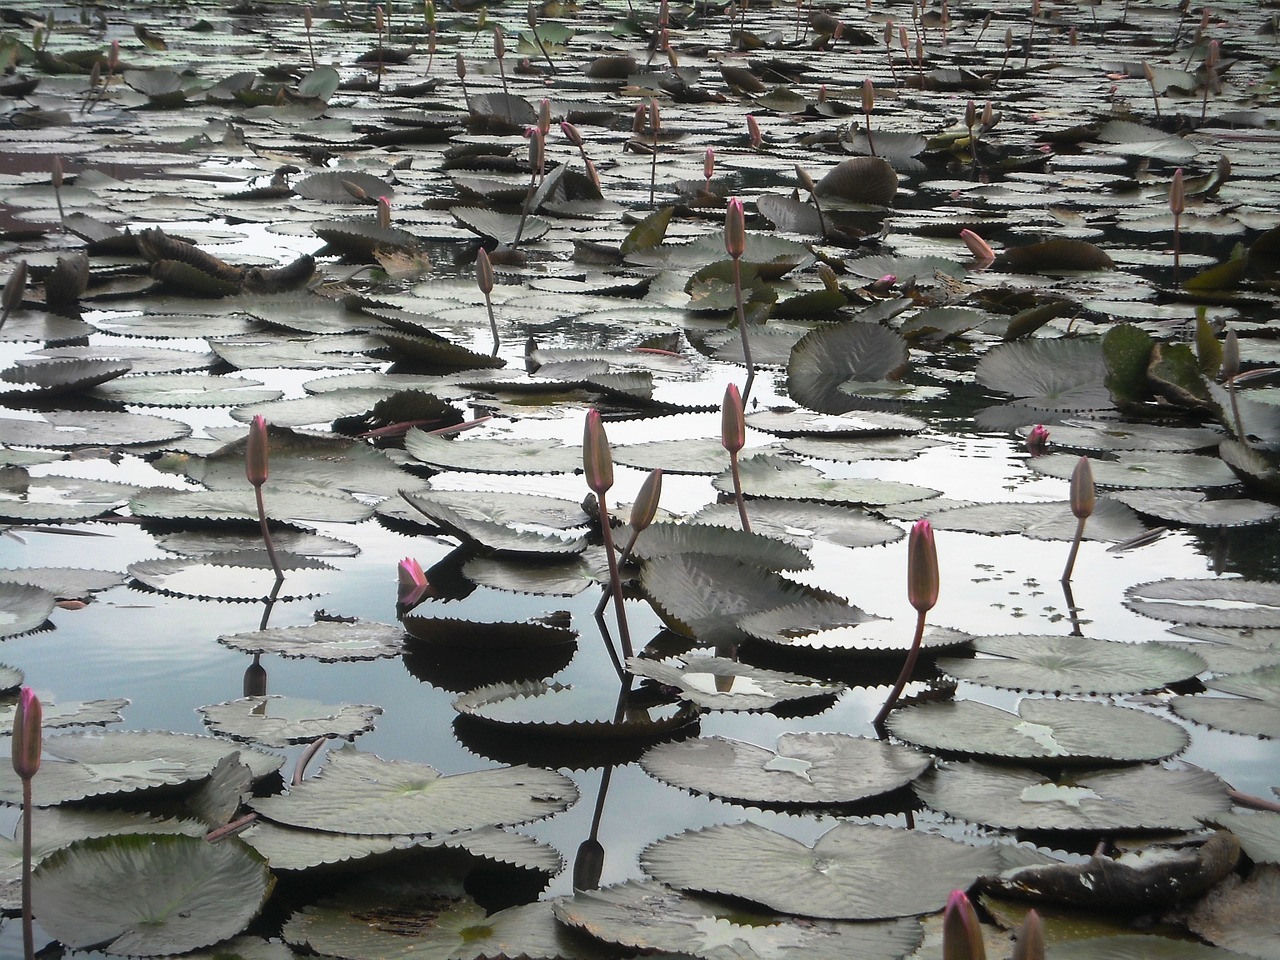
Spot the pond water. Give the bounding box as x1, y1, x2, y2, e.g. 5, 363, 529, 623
2, 0, 1280, 957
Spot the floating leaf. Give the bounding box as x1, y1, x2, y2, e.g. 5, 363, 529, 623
1211, 811, 1280, 865
917, 762, 1230, 831
0, 581, 55, 638
1182, 864, 1280, 960
128, 551, 336, 602
1171, 664, 1280, 738
129, 488, 373, 524
631, 522, 811, 572
640, 732, 929, 806
32, 834, 272, 956
713, 454, 938, 506
0, 697, 129, 732
1126, 579, 1280, 628
453, 680, 698, 739
404, 431, 582, 474
886, 698, 1189, 764
998, 239, 1114, 273
787, 322, 910, 415
554, 880, 925, 960
937, 635, 1206, 694
814, 156, 898, 205
402, 491, 587, 556
0, 410, 191, 447
198, 696, 383, 748
1109, 489, 1280, 527
250, 743, 576, 835
628, 656, 844, 711
640, 821, 1002, 920
218, 620, 404, 662
975, 339, 1113, 412
746, 405, 924, 438
1028, 450, 1238, 489
926, 498, 1146, 542
451, 206, 549, 244
691, 500, 904, 549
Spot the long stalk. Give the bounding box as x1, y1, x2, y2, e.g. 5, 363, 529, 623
21, 777, 33, 960
254, 484, 284, 584
873, 608, 925, 730
597, 491, 632, 659
732, 255, 756, 404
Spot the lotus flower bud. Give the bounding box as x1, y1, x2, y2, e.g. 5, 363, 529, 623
376, 4, 384, 33
867, 273, 897, 294
108, 39, 119, 73
1142, 61, 1155, 85
475, 246, 494, 295
1069, 456, 1095, 520
1170, 167, 1185, 217
982, 100, 995, 128
1025, 423, 1050, 455
817, 262, 840, 292
1004, 26, 1013, 49
585, 157, 601, 192
528, 129, 544, 170
746, 113, 762, 148
51, 155, 63, 189
560, 120, 584, 148
725, 197, 746, 260
398, 557, 429, 608
899, 25, 909, 52
795, 164, 816, 195
722, 383, 746, 455
538, 98, 552, 137
376, 195, 391, 229
246, 415, 269, 489
817, 84, 827, 103
11, 687, 41, 781
965, 98, 976, 129
659, 0, 669, 27
959, 228, 995, 262
455, 51, 466, 79
907, 519, 938, 615
1011, 909, 1045, 960
1069, 25, 1077, 44
494, 26, 505, 59
942, 890, 985, 960
862, 78, 875, 114
704, 148, 715, 183
1222, 329, 1240, 382
649, 98, 661, 132
884, 19, 894, 47
632, 102, 647, 135
583, 409, 613, 496
526, 1, 537, 29
629, 468, 663, 533
425, 1, 435, 26
305, 5, 313, 29
2, 260, 28, 319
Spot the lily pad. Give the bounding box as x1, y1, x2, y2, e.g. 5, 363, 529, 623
1211, 811, 1280, 865
787, 322, 911, 415
1126, 579, 1280, 629
1109, 489, 1280, 527
249, 743, 576, 836
1028, 451, 1238, 490
713, 454, 939, 506
0, 581, 56, 637
404, 431, 582, 474
32, 834, 273, 956
628, 656, 844, 711
1183, 864, 1280, 960
553, 879, 924, 960
937, 635, 1206, 694
975, 339, 1113, 412
691, 500, 903, 550
218, 620, 404, 662
402, 491, 587, 557
453, 680, 698, 739
640, 732, 930, 806
128, 551, 336, 602
631, 522, 811, 572
916, 761, 1231, 831
1171, 664, 1280, 738
926, 498, 1147, 542
886, 698, 1189, 764
0, 697, 129, 732
640, 820, 1002, 920
198, 696, 383, 748
0, 410, 191, 447
129, 487, 374, 524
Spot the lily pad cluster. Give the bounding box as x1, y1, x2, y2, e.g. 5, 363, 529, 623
1, 0, 1280, 956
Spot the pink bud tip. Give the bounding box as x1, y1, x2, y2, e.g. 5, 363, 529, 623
907, 519, 939, 614
583, 409, 613, 496
746, 114, 762, 148
942, 890, 985, 960
246, 415, 269, 488
11, 687, 41, 781
959, 228, 996, 263
725, 197, 746, 260
560, 120, 584, 148
722, 383, 745, 454
398, 557, 429, 608
1026, 424, 1050, 454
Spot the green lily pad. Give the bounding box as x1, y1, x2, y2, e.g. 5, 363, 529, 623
0, 730, 282, 807
691, 500, 904, 550
926, 498, 1147, 542
640, 732, 930, 806
249, 743, 577, 835
628, 656, 844, 711
0, 581, 56, 637
128, 551, 336, 602
0, 473, 139, 523
92, 373, 282, 407
453, 680, 698, 738
0, 409, 191, 447
937, 635, 1206, 694
1050, 935, 1254, 960
631, 522, 811, 572
886, 698, 1189, 764
1127, 579, 1280, 628
402, 613, 575, 649
917, 761, 1231, 831
1210, 811, 1280, 865
640, 820, 1002, 920
32, 834, 272, 956
218, 620, 404, 662
462, 555, 601, 597
0, 697, 129, 732
713, 454, 939, 506
1028, 451, 1239, 489
1039, 421, 1223, 454
404, 431, 582, 474
129, 487, 374, 524
787, 322, 911, 415
745, 406, 925, 438
198, 696, 383, 748
1164, 625, 1280, 674
553, 880, 925, 960
975, 339, 1113, 412
402, 491, 588, 557
1171, 664, 1280, 738
1109, 489, 1280, 527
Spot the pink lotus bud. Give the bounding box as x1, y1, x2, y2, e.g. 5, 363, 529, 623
725, 197, 746, 260
583, 409, 613, 496
1012, 909, 1044, 960
959, 228, 995, 262
1025, 424, 1049, 454
494, 26, 505, 59
455, 52, 466, 79
376, 195, 391, 229
746, 114, 762, 148
1170, 167, 1185, 217
538, 98, 552, 136
867, 273, 897, 294
1070, 456, 1095, 520
942, 890, 985, 960
907, 519, 939, 615
108, 39, 119, 72
246, 415, 269, 489
649, 97, 661, 132
704, 148, 715, 183
862, 78, 875, 114
51, 155, 63, 189
11, 687, 41, 781
585, 157, 601, 192
526, 1, 537, 29
305, 5, 313, 28
629, 468, 663, 533
632, 102, 648, 135
965, 99, 976, 129
375, 4, 384, 32
475, 247, 494, 295
818, 84, 827, 103
398, 557, 429, 608
795, 164, 817, 194
2, 260, 27, 317
560, 120, 584, 147
528, 129, 544, 170
1222, 329, 1240, 381
722, 383, 745, 454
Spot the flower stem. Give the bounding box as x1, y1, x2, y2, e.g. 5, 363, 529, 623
597, 492, 633, 659
1061, 515, 1087, 583
255, 484, 284, 584
21, 777, 33, 960
730, 450, 751, 532
732, 256, 756, 405
874, 608, 925, 730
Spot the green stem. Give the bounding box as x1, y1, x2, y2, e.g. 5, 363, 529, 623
597, 492, 633, 659
254, 484, 284, 583
732, 255, 756, 405
1061, 515, 1087, 583
22, 776, 33, 960
873, 608, 925, 731
730, 451, 751, 532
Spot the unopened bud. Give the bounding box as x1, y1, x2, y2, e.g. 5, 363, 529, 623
476, 246, 495, 295
725, 197, 746, 260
